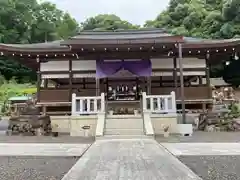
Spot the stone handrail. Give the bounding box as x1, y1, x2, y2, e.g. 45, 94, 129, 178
95, 113, 105, 137
71, 93, 105, 115
143, 112, 154, 136
142, 91, 176, 114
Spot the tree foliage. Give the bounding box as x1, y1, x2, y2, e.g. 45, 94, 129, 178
80, 14, 140, 31
0, 0, 79, 82
144, 0, 240, 39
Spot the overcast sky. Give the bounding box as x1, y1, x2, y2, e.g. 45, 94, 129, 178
47, 0, 170, 25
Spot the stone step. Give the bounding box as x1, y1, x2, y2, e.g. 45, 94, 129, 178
104, 128, 144, 135
97, 135, 154, 140
105, 119, 143, 129
106, 115, 142, 119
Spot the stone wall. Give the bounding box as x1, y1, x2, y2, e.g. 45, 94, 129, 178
70, 116, 97, 137
51, 116, 71, 133
50, 115, 97, 137
151, 114, 178, 134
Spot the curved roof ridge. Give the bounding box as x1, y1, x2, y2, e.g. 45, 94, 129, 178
76, 28, 168, 36
71, 28, 180, 40
0, 40, 68, 49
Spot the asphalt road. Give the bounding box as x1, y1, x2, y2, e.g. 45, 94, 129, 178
0, 156, 79, 180
179, 156, 240, 180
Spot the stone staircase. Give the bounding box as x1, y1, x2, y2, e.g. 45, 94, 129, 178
104, 115, 144, 136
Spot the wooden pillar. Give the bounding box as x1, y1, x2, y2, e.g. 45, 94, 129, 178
106, 78, 109, 92
43, 79, 48, 88
69, 59, 73, 101
205, 54, 211, 99
173, 56, 178, 91
199, 76, 203, 85
159, 76, 162, 87
36, 58, 41, 102
178, 44, 186, 123
83, 78, 86, 89
96, 78, 100, 96
147, 77, 151, 95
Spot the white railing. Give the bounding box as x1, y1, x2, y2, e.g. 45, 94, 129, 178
142, 91, 176, 114
71, 93, 105, 115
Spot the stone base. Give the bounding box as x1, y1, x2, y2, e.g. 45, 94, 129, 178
151, 114, 178, 135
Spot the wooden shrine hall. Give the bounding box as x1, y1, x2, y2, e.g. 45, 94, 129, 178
0, 29, 240, 116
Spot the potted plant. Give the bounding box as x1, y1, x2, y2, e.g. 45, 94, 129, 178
162, 125, 170, 137
109, 108, 114, 115
134, 109, 138, 116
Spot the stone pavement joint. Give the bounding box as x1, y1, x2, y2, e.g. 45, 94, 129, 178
62, 139, 202, 180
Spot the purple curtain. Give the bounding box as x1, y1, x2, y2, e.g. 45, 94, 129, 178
124, 59, 152, 77
96, 59, 152, 78
96, 60, 122, 78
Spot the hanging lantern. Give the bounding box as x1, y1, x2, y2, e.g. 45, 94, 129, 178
234, 52, 239, 60
226, 61, 230, 65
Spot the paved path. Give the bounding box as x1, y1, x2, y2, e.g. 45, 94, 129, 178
62, 139, 201, 180
162, 143, 240, 156
0, 143, 90, 156
156, 132, 240, 143
0, 136, 95, 143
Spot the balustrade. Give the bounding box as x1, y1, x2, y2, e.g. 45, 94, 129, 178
142, 91, 176, 114
71, 93, 105, 115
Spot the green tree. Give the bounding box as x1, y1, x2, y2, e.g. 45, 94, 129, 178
144, 0, 240, 39
144, 0, 240, 85
80, 14, 139, 31
0, 0, 79, 82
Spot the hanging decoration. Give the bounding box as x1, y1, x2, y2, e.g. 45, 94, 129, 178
96, 59, 152, 78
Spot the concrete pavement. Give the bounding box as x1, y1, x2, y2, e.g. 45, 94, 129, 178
2, 137, 240, 179
0, 143, 90, 156
161, 143, 240, 156
62, 139, 201, 180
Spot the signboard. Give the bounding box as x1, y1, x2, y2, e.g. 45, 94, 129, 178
82, 125, 90, 130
